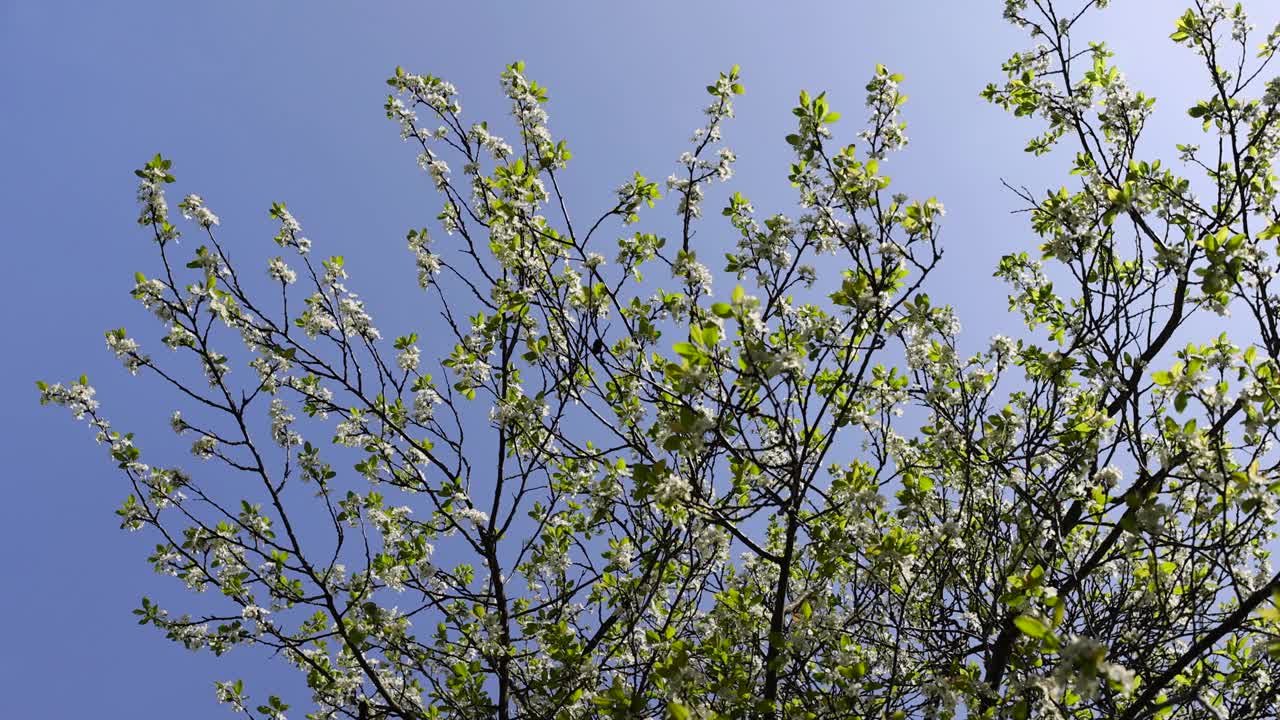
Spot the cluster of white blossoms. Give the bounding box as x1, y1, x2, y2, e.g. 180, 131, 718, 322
384, 94, 419, 141
320, 255, 347, 287
367, 504, 416, 544
134, 157, 176, 241
178, 194, 220, 228
988, 334, 1019, 362
1230, 4, 1255, 43
902, 307, 961, 372
401, 70, 460, 115
397, 342, 420, 372
610, 175, 655, 229
335, 294, 373, 338
268, 398, 300, 448
1095, 66, 1152, 144
665, 68, 741, 224
450, 349, 493, 394
240, 604, 270, 622
487, 388, 549, 433
417, 149, 451, 191
672, 252, 713, 295
692, 522, 730, 563
407, 228, 442, 289
500, 62, 556, 159
1002, 0, 1030, 24
469, 122, 513, 160
298, 290, 381, 343
1264, 73, 1280, 106
298, 293, 338, 338
335, 410, 378, 450
671, 146, 737, 196
245, 356, 280, 396
411, 383, 442, 424
762, 345, 807, 378
667, 171, 706, 220
1093, 464, 1123, 490
452, 495, 489, 529
269, 202, 311, 255
653, 472, 692, 517
1003, 0, 1107, 27
104, 328, 144, 375
130, 273, 172, 320
190, 435, 217, 459
266, 256, 296, 285
860, 64, 909, 159
213, 681, 248, 714
1055, 636, 1138, 701
37, 379, 99, 420
715, 147, 736, 181
726, 203, 805, 279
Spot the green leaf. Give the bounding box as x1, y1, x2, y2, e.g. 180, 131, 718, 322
701, 325, 720, 346
672, 342, 699, 358
1014, 614, 1050, 639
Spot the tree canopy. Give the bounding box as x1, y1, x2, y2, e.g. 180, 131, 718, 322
37, 1, 1280, 718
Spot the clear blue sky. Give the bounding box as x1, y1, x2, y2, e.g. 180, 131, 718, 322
2, 1, 1273, 717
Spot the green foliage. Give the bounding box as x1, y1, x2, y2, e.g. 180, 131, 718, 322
34, 2, 1280, 719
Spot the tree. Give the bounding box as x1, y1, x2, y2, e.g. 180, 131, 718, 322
35, 0, 1280, 717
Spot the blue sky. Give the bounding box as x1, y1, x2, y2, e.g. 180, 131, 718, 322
2, 1, 1275, 717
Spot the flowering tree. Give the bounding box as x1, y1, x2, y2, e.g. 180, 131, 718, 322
36, 0, 1280, 718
